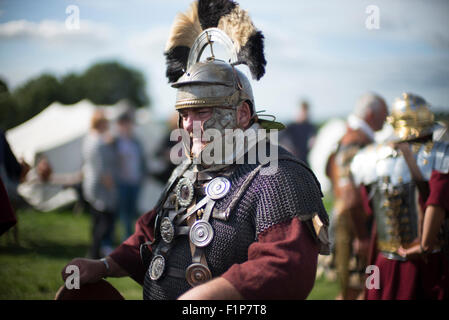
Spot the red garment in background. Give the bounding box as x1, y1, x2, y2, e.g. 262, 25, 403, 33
366, 171, 449, 300
0, 178, 16, 235
110, 211, 320, 299
425, 172, 449, 212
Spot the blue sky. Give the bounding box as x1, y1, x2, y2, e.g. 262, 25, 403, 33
1, 0, 448, 123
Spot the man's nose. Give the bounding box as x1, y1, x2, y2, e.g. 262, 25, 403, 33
184, 116, 202, 133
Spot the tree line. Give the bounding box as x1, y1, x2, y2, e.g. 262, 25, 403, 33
0, 61, 150, 130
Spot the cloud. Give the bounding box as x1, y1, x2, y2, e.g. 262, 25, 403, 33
128, 26, 169, 55
377, 1, 449, 50
125, 26, 177, 118
0, 19, 113, 44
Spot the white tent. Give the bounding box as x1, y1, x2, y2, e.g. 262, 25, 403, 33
7, 100, 95, 170
6, 99, 166, 213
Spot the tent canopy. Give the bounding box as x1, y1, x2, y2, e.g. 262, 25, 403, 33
7, 100, 96, 166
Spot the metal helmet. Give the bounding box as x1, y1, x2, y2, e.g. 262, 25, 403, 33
387, 92, 435, 141
164, 0, 286, 161
172, 29, 255, 114
164, 0, 271, 132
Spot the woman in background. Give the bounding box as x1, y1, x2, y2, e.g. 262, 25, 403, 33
82, 110, 117, 259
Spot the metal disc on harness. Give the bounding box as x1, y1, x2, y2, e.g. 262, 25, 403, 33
160, 217, 175, 244
175, 177, 194, 207
185, 263, 212, 287
149, 255, 166, 281
206, 177, 231, 200
189, 220, 214, 247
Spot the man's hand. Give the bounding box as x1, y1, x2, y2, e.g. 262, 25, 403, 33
61, 258, 107, 286
397, 244, 423, 260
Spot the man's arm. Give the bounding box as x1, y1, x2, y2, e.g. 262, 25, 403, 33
178, 277, 243, 300
335, 143, 371, 242
398, 205, 445, 259
61, 209, 157, 286
421, 205, 446, 252
398, 171, 449, 259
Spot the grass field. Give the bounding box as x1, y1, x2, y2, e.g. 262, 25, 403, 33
0, 209, 339, 300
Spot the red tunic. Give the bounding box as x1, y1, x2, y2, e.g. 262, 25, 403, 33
110, 212, 320, 299
366, 171, 449, 300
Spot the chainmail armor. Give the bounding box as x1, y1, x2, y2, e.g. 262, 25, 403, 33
143, 146, 329, 299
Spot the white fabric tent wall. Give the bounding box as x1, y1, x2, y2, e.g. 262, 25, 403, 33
7, 100, 96, 167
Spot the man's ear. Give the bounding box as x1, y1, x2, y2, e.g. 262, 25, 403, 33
237, 102, 251, 129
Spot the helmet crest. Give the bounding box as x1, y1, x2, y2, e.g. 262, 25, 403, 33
164, 0, 266, 83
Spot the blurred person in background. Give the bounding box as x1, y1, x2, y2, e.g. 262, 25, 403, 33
0, 129, 29, 240
114, 112, 146, 242
351, 93, 449, 300
0, 129, 30, 201
152, 112, 180, 185
82, 110, 117, 259
279, 100, 316, 165
326, 92, 387, 299
0, 178, 16, 237
17, 155, 83, 212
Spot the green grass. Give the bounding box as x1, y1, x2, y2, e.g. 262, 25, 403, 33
0, 208, 339, 300
308, 276, 339, 300
0, 209, 141, 300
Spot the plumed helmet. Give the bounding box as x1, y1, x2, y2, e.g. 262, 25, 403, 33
172, 30, 254, 112
164, 0, 266, 115
387, 92, 435, 141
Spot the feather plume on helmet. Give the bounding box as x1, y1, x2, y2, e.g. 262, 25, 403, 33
164, 0, 267, 83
